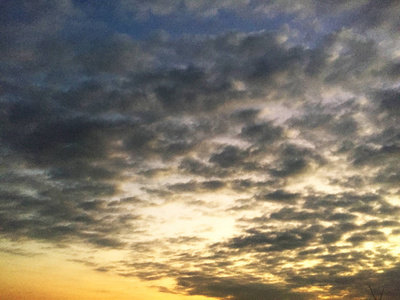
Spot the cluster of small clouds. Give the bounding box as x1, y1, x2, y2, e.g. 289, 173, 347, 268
1, 0, 400, 299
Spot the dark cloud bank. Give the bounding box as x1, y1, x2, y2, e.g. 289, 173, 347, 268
1, 1, 400, 299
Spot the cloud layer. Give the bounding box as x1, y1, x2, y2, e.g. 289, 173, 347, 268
1, 1, 400, 299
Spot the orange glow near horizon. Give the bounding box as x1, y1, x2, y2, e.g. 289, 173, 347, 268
0, 250, 217, 300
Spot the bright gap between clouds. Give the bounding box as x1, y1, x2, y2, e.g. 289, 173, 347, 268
137, 193, 237, 243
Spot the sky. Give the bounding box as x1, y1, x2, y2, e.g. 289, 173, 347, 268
1, 1, 400, 299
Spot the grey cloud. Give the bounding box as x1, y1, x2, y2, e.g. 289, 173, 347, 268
167, 180, 226, 193
349, 204, 375, 214
0, 1, 76, 56
378, 201, 400, 215
231, 108, 261, 123
298, 247, 324, 256
209, 146, 248, 169
320, 232, 341, 244
130, 32, 310, 108
270, 157, 308, 178
362, 220, 400, 229
368, 127, 400, 148
327, 222, 359, 233
3, 104, 131, 167
375, 89, 400, 116
123, 117, 209, 160
86, 236, 127, 248
348, 0, 400, 32
240, 122, 283, 144
166, 236, 205, 245
328, 213, 357, 222
382, 62, 400, 80
230, 179, 276, 191
269, 143, 324, 179
79, 200, 108, 211
227, 227, 315, 251
371, 263, 400, 300
202, 180, 225, 190
351, 144, 400, 166
290, 101, 360, 141
329, 175, 366, 189
247, 44, 303, 81
260, 190, 300, 203
228, 198, 259, 212
270, 207, 323, 221
117, 0, 400, 36
303, 192, 381, 210
78, 34, 152, 75
49, 163, 118, 181
95, 266, 112, 273
168, 181, 198, 193
331, 115, 358, 136
0, 175, 138, 247
53, 80, 147, 115
323, 36, 378, 86
346, 231, 387, 245
0, 246, 41, 257
145, 66, 239, 113
176, 273, 309, 300
290, 107, 332, 130
28, 224, 79, 242
124, 126, 157, 155
180, 157, 224, 177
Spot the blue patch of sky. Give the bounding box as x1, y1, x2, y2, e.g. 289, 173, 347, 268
71, 1, 292, 40
2, 2, 36, 25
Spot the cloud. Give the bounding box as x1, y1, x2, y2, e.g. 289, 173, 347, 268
209, 146, 248, 168
346, 230, 387, 245
259, 189, 301, 203
226, 227, 316, 251
375, 89, 400, 116
78, 34, 152, 75
1, 1, 400, 299
240, 122, 283, 144
270, 207, 323, 221
176, 273, 309, 300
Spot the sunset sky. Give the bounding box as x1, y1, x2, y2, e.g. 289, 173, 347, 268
1, 1, 400, 299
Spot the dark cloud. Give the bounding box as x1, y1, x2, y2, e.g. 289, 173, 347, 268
328, 213, 357, 222
166, 179, 226, 193
240, 122, 283, 144
375, 89, 400, 116
227, 227, 315, 252
270, 157, 308, 178
78, 34, 152, 75
179, 157, 224, 177
303, 192, 382, 210
201, 180, 225, 190
259, 190, 301, 203
209, 146, 248, 169
346, 230, 387, 245
86, 236, 126, 248
231, 108, 261, 122
268, 143, 325, 179
270, 207, 323, 221
176, 273, 308, 300
351, 144, 400, 166
362, 220, 400, 229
